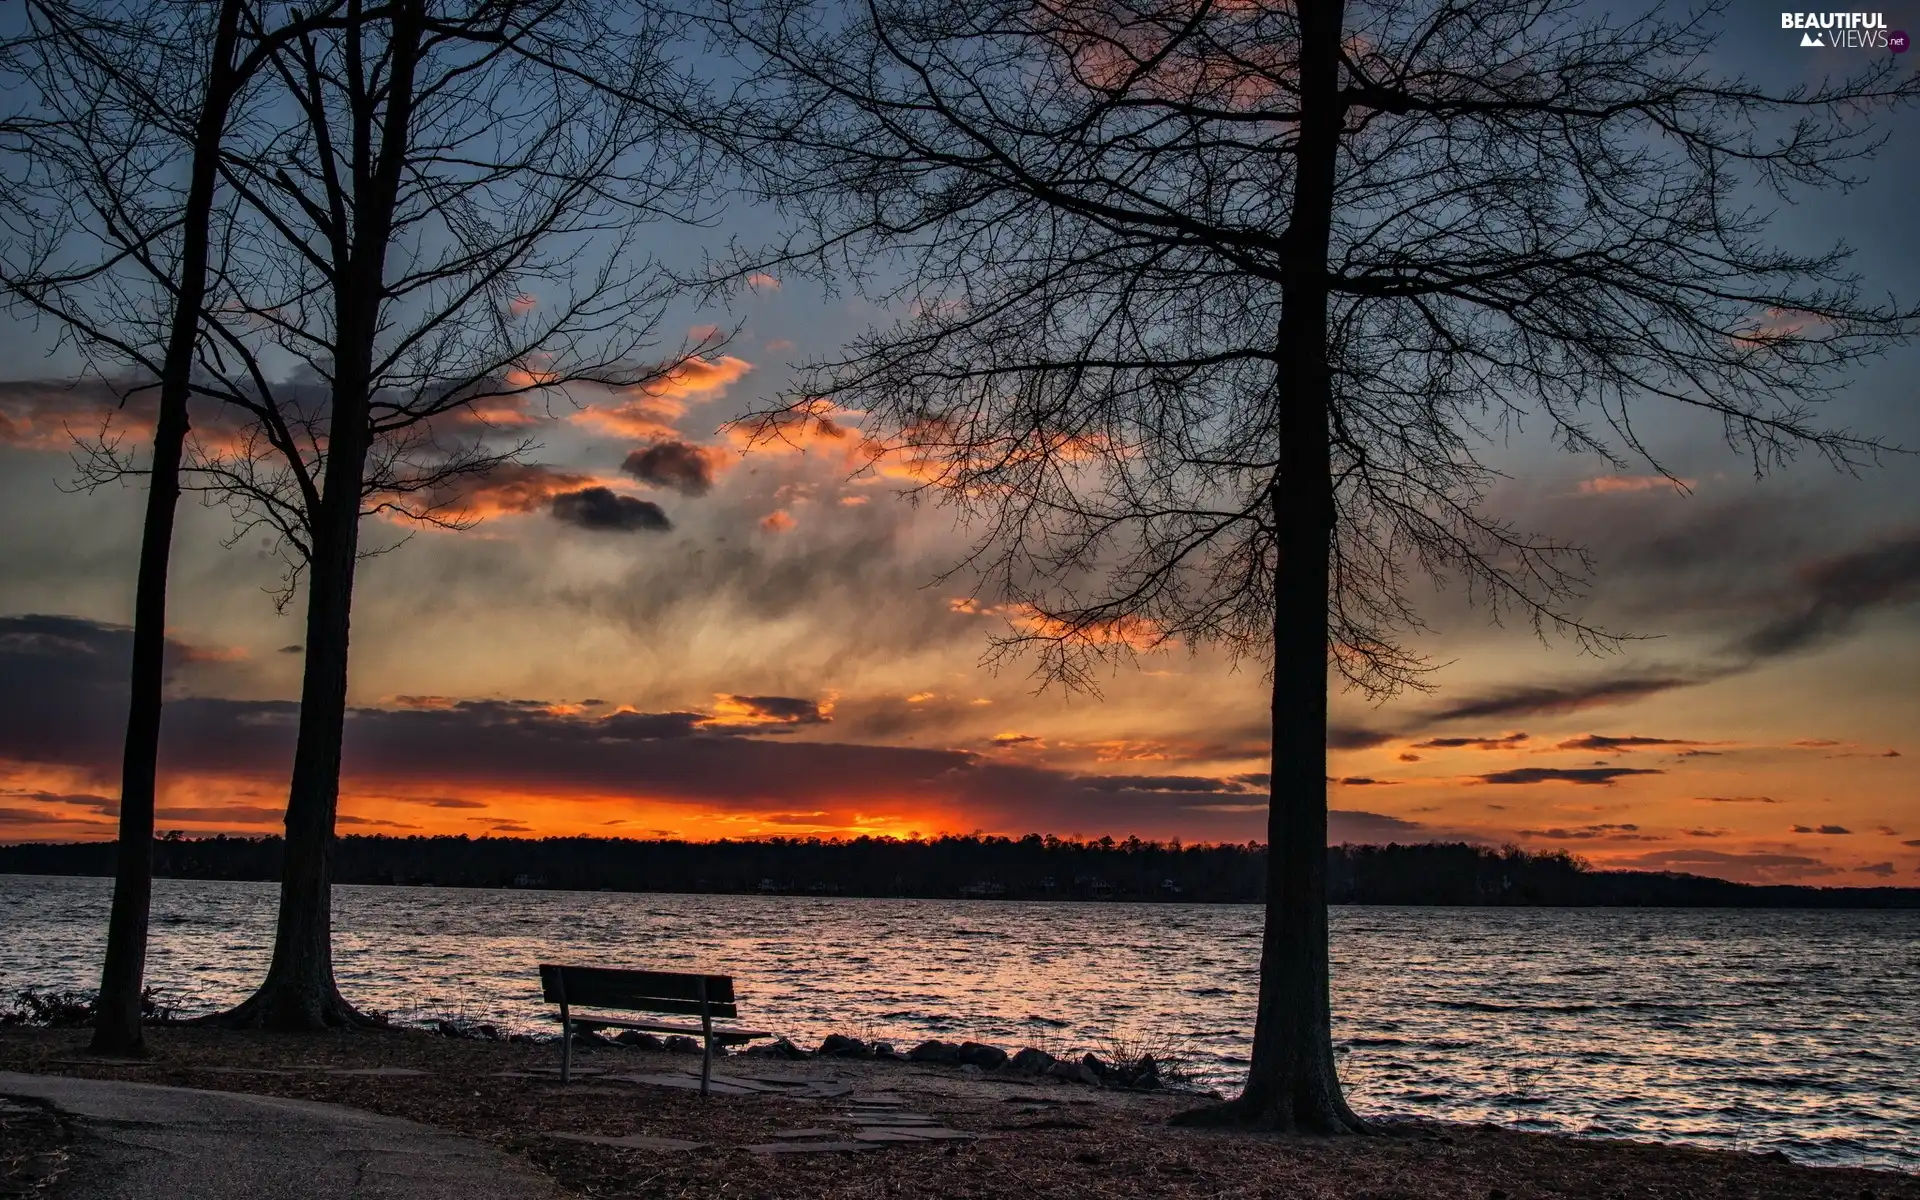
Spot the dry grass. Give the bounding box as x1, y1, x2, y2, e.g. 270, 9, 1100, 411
2, 1025, 1915, 1200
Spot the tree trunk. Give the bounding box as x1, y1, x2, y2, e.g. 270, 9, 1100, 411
91, 0, 246, 1058
1172, 0, 1359, 1133
218, 473, 372, 1030
217, 0, 425, 1031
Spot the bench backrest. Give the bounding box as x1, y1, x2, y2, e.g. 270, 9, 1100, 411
539, 963, 739, 1019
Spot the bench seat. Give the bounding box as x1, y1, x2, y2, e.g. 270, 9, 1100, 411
561, 1013, 772, 1043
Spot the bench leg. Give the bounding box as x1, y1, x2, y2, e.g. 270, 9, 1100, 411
561, 1007, 572, 1085
700, 1009, 713, 1098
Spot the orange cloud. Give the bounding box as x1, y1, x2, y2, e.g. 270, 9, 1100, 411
1576, 475, 1694, 495
760, 509, 796, 532
745, 273, 780, 292
507, 293, 538, 317
571, 356, 753, 438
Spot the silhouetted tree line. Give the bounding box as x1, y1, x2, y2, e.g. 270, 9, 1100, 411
2, 835, 1913, 907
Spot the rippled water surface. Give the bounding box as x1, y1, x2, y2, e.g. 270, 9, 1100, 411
3, 875, 1916, 1170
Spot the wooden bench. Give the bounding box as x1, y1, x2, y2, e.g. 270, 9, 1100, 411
538, 963, 772, 1093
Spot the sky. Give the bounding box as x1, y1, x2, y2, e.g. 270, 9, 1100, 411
0, 5, 1917, 884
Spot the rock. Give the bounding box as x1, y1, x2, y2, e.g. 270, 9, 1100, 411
1047, 1060, 1083, 1082
507, 1033, 534, 1045
1076, 1052, 1108, 1087
1008, 1047, 1058, 1075
746, 1037, 811, 1059
907, 1040, 964, 1064
571, 1028, 615, 1047
474, 1023, 502, 1041
663, 1035, 701, 1054
956, 1042, 1009, 1069
615, 1030, 666, 1050
817, 1033, 872, 1058
1126, 1053, 1162, 1089
960, 1064, 984, 1078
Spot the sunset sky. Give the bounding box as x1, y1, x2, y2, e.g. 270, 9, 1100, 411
1, 14, 1916, 885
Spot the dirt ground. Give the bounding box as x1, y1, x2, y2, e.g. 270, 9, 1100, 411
2, 1025, 1914, 1200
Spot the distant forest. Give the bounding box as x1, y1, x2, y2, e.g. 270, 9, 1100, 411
2, 834, 1915, 907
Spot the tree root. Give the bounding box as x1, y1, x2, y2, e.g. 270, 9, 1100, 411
1169, 1091, 1370, 1135
194, 982, 380, 1032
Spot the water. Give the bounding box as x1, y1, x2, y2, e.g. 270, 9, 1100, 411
3, 875, 1916, 1172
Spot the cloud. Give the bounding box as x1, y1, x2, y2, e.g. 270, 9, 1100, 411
640, 355, 752, 402
1856, 862, 1896, 877
0, 377, 150, 450
745, 273, 780, 292
451, 464, 597, 521
1790, 824, 1852, 835
1517, 823, 1660, 841
622, 441, 724, 497
1427, 675, 1701, 722
1327, 810, 1434, 843
550, 488, 671, 533
1576, 475, 1694, 495
1411, 733, 1528, 750
1476, 767, 1664, 785
412, 797, 488, 809
1729, 531, 1920, 662
1555, 734, 1696, 753
336, 815, 420, 829
1611, 848, 1842, 881
760, 509, 796, 533
0, 806, 113, 826
1077, 775, 1256, 794
507, 294, 537, 317
1327, 725, 1394, 750
1698, 795, 1779, 804
704, 695, 831, 728
990, 733, 1041, 746
1334, 777, 1398, 787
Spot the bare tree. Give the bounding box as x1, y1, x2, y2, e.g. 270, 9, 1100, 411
0, 0, 371, 1055
9, 0, 713, 1030
716, 0, 1918, 1130
177, 0, 710, 1028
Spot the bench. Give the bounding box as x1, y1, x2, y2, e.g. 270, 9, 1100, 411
538, 963, 772, 1093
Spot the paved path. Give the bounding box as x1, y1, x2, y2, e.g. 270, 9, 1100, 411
0, 1072, 558, 1200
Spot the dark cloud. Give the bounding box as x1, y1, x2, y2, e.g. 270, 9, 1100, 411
1611, 848, 1842, 880
1411, 733, 1528, 750
278, 645, 302, 654
154, 805, 286, 823
1902, 839, 1920, 848
1856, 862, 1896, 877
710, 695, 830, 726
1335, 777, 1398, 787
1327, 810, 1434, 843
622, 441, 720, 497
1517, 823, 1661, 841
1683, 827, 1730, 838
0, 807, 111, 826
1698, 795, 1779, 804
550, 487, 671, 533
1728, 532, 1920, 662
1327, 725, 1393, 750
1476, 767, 1664, 786
1077, 775, 1255, 794
1555, 734, 1694, 752
412, 797, 488, 809
1427, 675, 1701, 722
336, 815, 420, 829
1791, 824, 1852, 835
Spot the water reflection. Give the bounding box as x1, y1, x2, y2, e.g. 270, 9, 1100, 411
2, 876, 1915, 1171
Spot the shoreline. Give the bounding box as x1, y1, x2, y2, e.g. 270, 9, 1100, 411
3, 1025, 1916, 1197
7, 870, 1920, 910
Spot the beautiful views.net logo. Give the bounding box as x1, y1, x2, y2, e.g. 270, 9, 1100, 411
1781, 12, 1906, 49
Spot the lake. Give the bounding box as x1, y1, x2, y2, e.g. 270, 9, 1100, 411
2, 874, 1915, 1171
